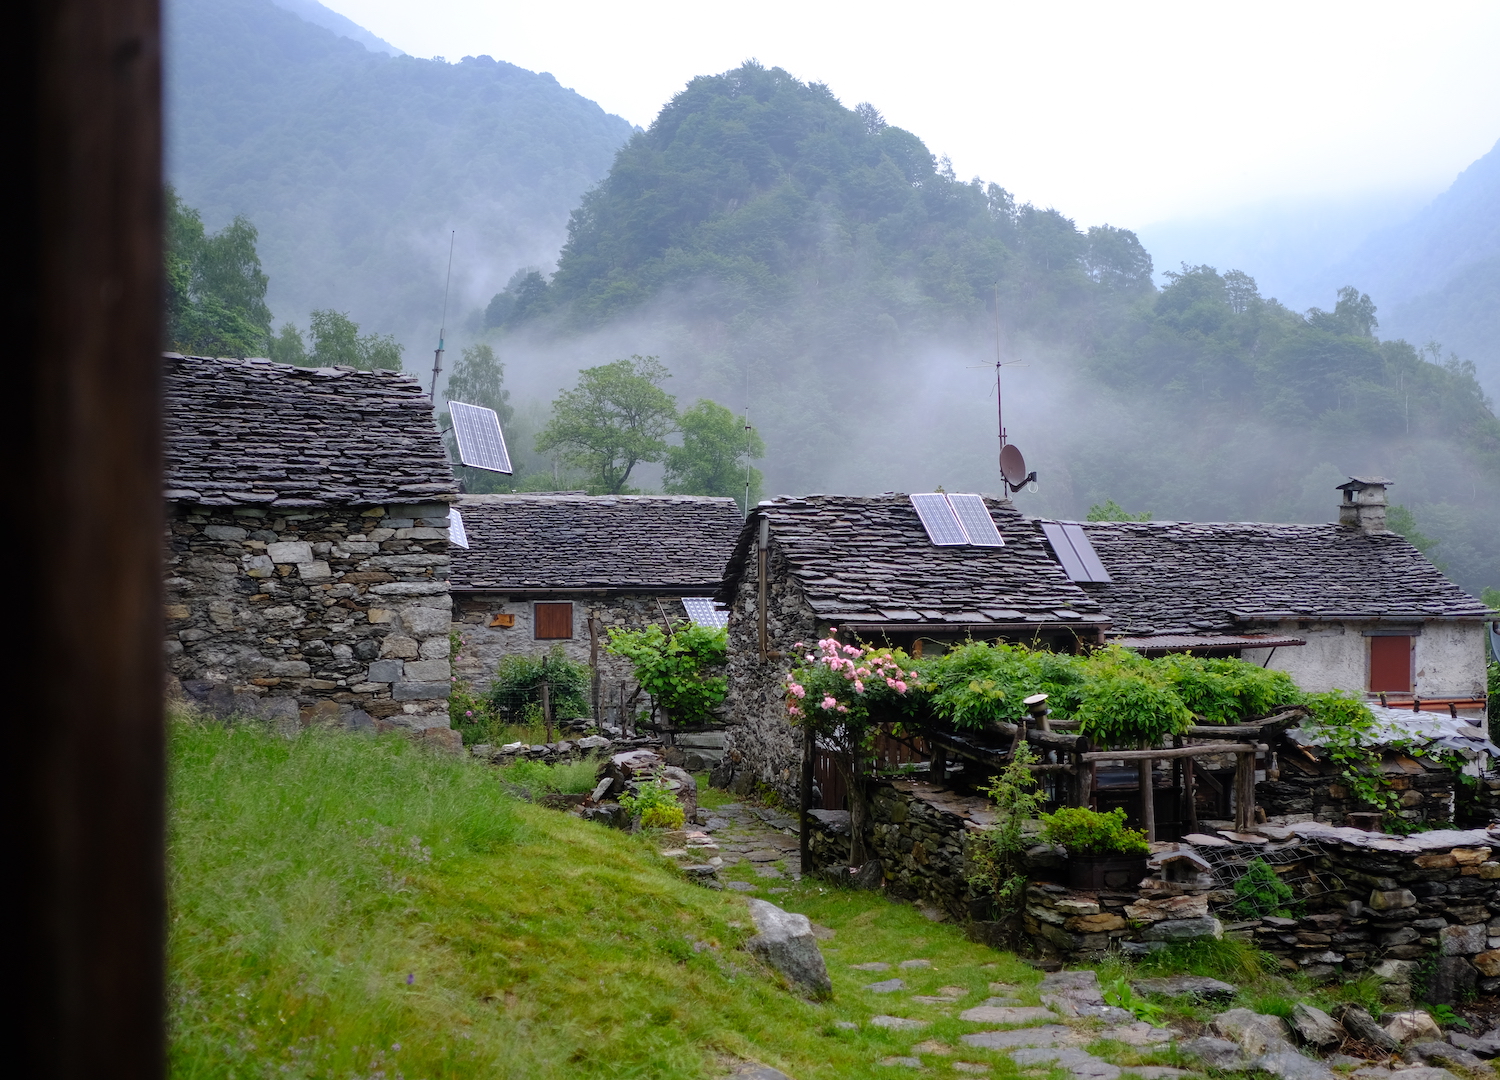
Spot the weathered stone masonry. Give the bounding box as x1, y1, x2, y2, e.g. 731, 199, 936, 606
165, 502, 454, 732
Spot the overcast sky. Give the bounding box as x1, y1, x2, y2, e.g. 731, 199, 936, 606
325, 0, 1499, 231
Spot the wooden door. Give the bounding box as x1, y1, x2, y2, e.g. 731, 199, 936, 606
1369, 636, 1413, 693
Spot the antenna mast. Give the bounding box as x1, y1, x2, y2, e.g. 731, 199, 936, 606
430, 230, 455, 403
743, 365, 752, 517
995, 283, 1006, 455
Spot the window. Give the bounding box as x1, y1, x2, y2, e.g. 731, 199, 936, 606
534, 602, 574, 640
1369, 635, 1413, 693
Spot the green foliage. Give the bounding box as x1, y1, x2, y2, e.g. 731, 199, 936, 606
486, 648, 592, 725
268, 321, 307, 365
605, 623, 728, 726
536, 355, 678, 494
664, 399, 765, 504
1231, 858, 1297, 919
619, 778, 686, 830
1300, 690, 1404, 815
1428, 1004, 1471, 1030
1103, 978, 1166, 1025
1133, 937, 1275, 981
966, 743, 1046, 915
445, 343, 514, 425
164, 185, 272, 357
450, 677, 495, 745
1086, 499, 1151, 521
1073, 663, 1194, 746
916, 642, 1084, 729
1481, 586, 1500, 613
304, 309, 404, 370
1038, 807, 1148, 856
1388, 504, 1445, 568
496, 757, 602, 799
1155, 654, 1300, 726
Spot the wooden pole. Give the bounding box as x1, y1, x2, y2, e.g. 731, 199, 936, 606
541, 680, 552, 745
1080, 741, 1265, 762
799, 726, 814, 874
618, 682, 627, 739
588, 613, 600, 724
1185, 754, 1199, 834
1235, 751, 1254, 830
1138, 756, 1156, 842
930, 741, 948, 788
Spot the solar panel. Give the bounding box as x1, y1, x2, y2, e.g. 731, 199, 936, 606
1040, 520, 1089, 580
1062, 522, 1112, 582
910, 493, 970, 546
682, 597, 728, 628
947, 494, 1004, 547
449, 400, 513, 474
448, 507, 469, 549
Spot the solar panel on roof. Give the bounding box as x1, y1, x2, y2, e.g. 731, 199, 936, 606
449, 507, 469, 548
449, 400, 513, 474
682, 597, 728, 628
910, 493, 970, 546
1062, 522, 1111, 582
947, 494, 1004, 547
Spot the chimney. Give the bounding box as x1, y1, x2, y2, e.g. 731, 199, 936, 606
1337, 476, 1392, 533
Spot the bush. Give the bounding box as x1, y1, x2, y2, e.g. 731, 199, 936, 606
619, 778, 685, 830
967, 742, 1046, 914
1038, 806, 1148, 856
487, 647, 592, 724
605, 623, 727, 726
1231, 856, 1297, 918
496, 757, 602, 800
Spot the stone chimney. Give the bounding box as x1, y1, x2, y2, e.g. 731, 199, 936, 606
1337, 476, 1392, 533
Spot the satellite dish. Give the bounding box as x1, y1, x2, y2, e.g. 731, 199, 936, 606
1000, 443, 1028, 487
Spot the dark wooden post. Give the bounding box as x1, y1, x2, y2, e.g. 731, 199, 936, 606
1235, 751, 1255, 831
1138, 756, 1156, 842
540, 680, 552, 745
14, 0, 166, 1072
1184, 754, 1199, 834
588, 613, 600, 724
929, 741, 948, 788
799, 725, 814, 874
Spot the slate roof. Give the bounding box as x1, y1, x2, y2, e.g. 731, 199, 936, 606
717, 495, 1107, 628
450, 494, 744, 591
1073, 520, 1491, 636
163, 354, 458, 508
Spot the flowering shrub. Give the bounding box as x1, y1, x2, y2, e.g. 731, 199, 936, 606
784, 631, 918, 734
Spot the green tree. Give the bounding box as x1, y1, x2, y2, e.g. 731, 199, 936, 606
1388, 504, 1444, 568
444, 344, 513, 425
307, 309, 403, 371
536, 356, 678, 494
268, 323, 307, 366
1086, 499, 1151, 521
164, 186, 272, 357
664, 400, 765, 504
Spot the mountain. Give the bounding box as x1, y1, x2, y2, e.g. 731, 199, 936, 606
487, 63, 1499, 595
165, 0, 634, 350
267, 0, 403, 55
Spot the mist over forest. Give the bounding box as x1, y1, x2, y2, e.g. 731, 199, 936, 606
164, 0, 1500, 599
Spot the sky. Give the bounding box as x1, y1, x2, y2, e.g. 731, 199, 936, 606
318, 0, 1500, 232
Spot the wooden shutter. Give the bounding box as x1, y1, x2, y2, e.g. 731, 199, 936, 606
1369, 636, 1412, 693
534, 602, 573, 640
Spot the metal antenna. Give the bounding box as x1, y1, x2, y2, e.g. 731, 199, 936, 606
429, 230, 455, 403
995, 283, 1006, 453
743, 364, 752, 516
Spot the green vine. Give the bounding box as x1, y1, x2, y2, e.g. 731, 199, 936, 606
606, 623, 727, 726
966, 742, 1046, 915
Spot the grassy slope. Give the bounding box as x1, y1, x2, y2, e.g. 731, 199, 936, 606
170, 720, 1393, 1079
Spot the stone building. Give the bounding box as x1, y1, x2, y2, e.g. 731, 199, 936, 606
1073, 478, 1492, 715
162, 354, 459, 738
713, 493, 1110, 803
449, 493, 744, 715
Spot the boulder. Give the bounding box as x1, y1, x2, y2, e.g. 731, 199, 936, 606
1124, 894, 1210, 922
1250, 1050, 1337, 1080
1425, 957, 1478, 1005
1179, 1036, 1249, 1070
1133, 976, 1238, 1003
1450, 1030, 1500, 1057
1213, 1009, 1295, 1056
1404, 1041, 1488, 1071
1384, 1013, 1442, 1045
743, 899, 831, 998
1141, 917, 1223, 942
1333, 1004, 1400, 1053
851, 860, 883, 890
1290, 1003, 1345, 1048
1440, 924, 1488, 957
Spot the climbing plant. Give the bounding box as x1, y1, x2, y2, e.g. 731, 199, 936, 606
966, 742, 1046, 915
605, 622, 727, 726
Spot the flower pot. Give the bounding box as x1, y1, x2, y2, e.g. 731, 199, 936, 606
1066, 852, 1148, 892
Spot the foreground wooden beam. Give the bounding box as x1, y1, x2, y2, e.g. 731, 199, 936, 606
1079, 741, 1266, 762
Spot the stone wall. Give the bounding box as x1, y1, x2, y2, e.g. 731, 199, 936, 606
1261, 748, 1459, 829
164, 501, 454, 735
718, 536, 821, 805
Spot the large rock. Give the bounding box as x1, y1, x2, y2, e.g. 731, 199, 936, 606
1250, 1050, 1336, 1080
1384, 1012, 1442, 1044
1333, 1004, 1400, 1052
1212, 1009, 1294, 1055
1179, 1037, 1249, 1070
1142, 917, 1223, 942
1133, 976, 1237, 1003
1290, 1003, 1345, 1048
1425, 957, 1478, 1005
1124, 894, 1210, 922
743, 899, 831, 998
1450, 1029, 1500, 1057
1404, 1041, 1488, 1071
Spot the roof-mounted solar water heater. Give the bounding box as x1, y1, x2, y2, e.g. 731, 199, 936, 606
910, 493, 971, 546
448, 507, 469, 549
682, 597, 729, 628
1040, 521, 1111, 582
947, 493, 1005, 547
449, 400, 513, 474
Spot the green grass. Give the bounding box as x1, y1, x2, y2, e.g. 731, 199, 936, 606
695, 775, 738, 810
493, 755, 601, 798
167, 717, 1058, 1078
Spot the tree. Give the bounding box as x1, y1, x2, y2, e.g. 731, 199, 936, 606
307, 309, 403, 371
164, 186, 272, 357
1387, 505, 1444, 568
536, 355, 677, 494
664, 399, 765, 504
1307, 285, 1378, 337
444, 343, 513, 425
1084, 225, 1154, 291
1086, 499, 1151, 521
484, 269, 550, 328
268, 323, 307, 366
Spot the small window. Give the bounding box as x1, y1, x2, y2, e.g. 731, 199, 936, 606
1369, 635, 1413, 693
534, 602, 574, 640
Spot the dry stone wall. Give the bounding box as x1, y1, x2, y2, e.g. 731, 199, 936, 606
164, 501, 454, 737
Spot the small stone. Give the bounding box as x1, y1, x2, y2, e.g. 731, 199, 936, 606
1384, 1013, 1442, 1044
1404, 1041, 1486, 1071
1250, 1049, 1337, 1080
743, 898, 831, 998
1370, 889, 1418, 911
1141, 916, 1224, 942
1180, 1036, 1249, 1070
866, 979, 906, 993
834, 1021, 858, 1030
870, 1015, 929, 1030
961, 1025, 1075, 1050
1291, 1003, 1345, 1048
725, 881, 758, 892
1440, 924, 1487, 956
851, 962, 891, 971
960, 1006, 1056, 1024
1385, 1069, 1459, 1080
1334, 1004, 1400, 1053
731, 1065, 795, 1080
879, 1057, 923, 1068
1133, 975, 1237, 1003
1128, 1070, 1192, 1079
953, 1065, 989, 1075
912, 1040, 952, 1055
899, 959, 933, 969
1213, 1009, 1295, 1055
1066, 913, 1127, 932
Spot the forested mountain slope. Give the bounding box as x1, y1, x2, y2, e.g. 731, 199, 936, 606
491, 63, 1500, 595
165, 0, 633, 348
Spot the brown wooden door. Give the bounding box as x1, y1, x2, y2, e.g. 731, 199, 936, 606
1369, 636, 1413, 693
534, 602, 574, 639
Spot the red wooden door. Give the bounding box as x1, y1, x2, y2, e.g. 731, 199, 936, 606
1369, 636, 1412, 693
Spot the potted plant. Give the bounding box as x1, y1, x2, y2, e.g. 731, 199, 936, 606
1039, 807, 1150, 891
